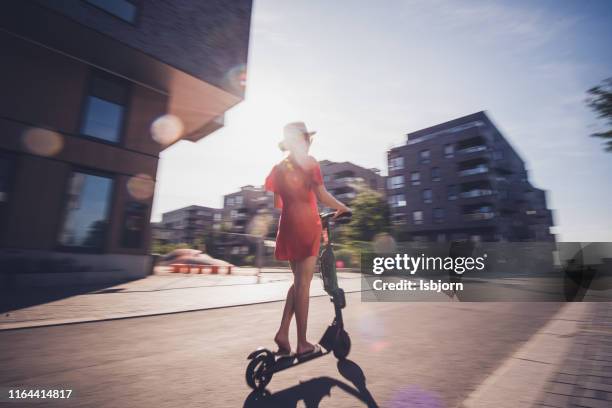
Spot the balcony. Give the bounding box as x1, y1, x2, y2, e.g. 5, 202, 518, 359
460, 189, 493, 198
463, 203, 494, 221
459, 165, 488, 177
457, 145, 487, 155
464, 212, 495, 221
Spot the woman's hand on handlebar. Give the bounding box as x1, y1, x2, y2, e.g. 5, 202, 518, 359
332, 205, 351, 219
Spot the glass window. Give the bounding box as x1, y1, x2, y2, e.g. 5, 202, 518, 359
411, 171, 420, 185
388, 194, 406, 208
412, 211, 423, 225
235, 196, 244, 205
448, 185, 458, 200
121, 201, 148, 248
226, 197, 234, 206
85, 0, 138, 23
422, 189, 432, 204
444, 144, 454, 158
0, 153, 14, 204
431, 167, 440, 181
59, 171, 114, 249
433, 208, 445, 223
387, 175, 404, 190
420, 150, 431, 164
0, 152, 15, 231
389, 156, 404, 171
81, 73, 128, 142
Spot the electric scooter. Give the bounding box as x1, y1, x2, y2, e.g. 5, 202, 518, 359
245, 211, 353, 391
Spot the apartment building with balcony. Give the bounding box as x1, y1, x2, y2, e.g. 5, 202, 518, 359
320, 160, 385, 204
152, 205, 223, 245
216, 185, 279, 258
386, 111, 554, 242
0, 0, 252, 286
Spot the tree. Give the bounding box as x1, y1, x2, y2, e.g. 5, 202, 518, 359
586, 77, 612, 152
344, 189, 391, 242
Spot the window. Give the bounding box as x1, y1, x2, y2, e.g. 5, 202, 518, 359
230, 209, 238, 219
389, 156, 404, 171
422, 189, 432, 204
121, 201, 148, 248
81, 72, 128, 142
433, 208, 445, 223
0, 152, 16, 231
59, 171, 114, 249
448, 185, 458, 200
235, 196, 244, 206
85, 0, 138, 23
431, 167, 440, 181
411, 171, 421, 185
226, 197, 234, 206
387, 175, 405, 190
412, 211, 423, 225
214, 213, 222, 221
388, 194, 406, 208
444, 144, 454, 158
420, 150, 431, 164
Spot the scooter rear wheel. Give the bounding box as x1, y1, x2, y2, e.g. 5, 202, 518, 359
245, 354, 273, 390
333, 329, 351, 360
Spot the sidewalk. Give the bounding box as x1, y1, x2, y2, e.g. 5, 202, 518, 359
0, 268, 363, 330
534, 302, 612, 408
462, 301, 612, 408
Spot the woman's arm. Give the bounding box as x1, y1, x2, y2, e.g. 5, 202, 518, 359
314, 184, 351, 217
273, 193, 282, 209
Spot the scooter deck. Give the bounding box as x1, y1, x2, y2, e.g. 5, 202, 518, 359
266, 349, 329, 375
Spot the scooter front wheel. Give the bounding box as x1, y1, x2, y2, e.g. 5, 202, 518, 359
245, 354, 274, 390
333, 329, 351, 360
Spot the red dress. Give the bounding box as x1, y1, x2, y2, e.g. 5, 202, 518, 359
265, 155, 323, 261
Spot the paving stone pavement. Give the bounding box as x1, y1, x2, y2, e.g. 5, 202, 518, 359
534, 302, 612, 408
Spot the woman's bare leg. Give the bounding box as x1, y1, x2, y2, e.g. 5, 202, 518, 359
294, 255, 317, 354
275, 261, 297, 352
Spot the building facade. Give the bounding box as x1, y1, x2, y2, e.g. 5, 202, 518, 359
152, 206, 223, 245
320, 160, 385, 203
215, 185, 279, 261
0, 0, 252, 286
386, 112, 554, 242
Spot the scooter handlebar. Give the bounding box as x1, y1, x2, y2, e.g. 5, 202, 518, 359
320, 211, 352, 225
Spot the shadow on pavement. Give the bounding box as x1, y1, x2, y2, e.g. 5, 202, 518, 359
243, 359, 378, 408
0, 279, 136, 314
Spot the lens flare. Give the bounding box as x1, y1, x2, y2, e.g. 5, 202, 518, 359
387, 385, 444, 408
151, 114, 184, 146
358, 313, 387, 350
127, 174, 155, 200
373, 232, 397, 253
22, 128, 63, 157
224, 64, 247, 94
248, 213, 273, 237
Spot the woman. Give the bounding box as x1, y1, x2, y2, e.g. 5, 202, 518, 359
265, 121, 350, 359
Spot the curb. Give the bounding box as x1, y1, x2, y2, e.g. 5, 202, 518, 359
0, 287, 366, 332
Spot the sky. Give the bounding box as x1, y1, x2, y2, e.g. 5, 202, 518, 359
152, 0, 612, 242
